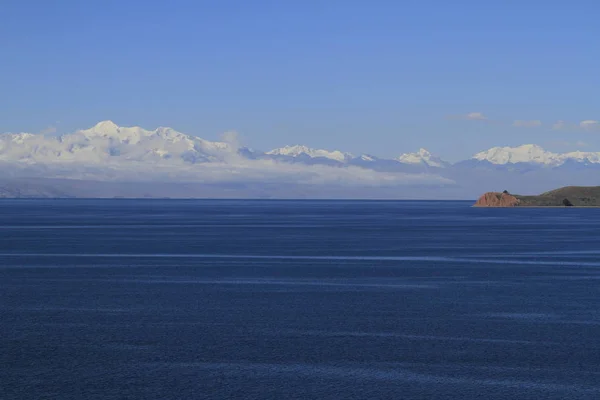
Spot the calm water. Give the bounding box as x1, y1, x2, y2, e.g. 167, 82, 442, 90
1, 200, 600, 399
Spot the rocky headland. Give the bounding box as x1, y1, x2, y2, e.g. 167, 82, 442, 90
474, 186, 600, 207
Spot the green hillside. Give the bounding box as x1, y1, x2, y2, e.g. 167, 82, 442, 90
516, 186, 600, 207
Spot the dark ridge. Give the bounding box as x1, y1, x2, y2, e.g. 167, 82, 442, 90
475, 186, 600, 207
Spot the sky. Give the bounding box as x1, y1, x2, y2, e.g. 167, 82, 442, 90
1, 0, 599, 162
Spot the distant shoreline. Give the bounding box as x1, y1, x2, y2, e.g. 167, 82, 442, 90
474, 186, 600, 207
0, 197, 475, 201
472, 205, 600, 208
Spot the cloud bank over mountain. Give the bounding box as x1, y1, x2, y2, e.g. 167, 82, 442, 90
0, 121, 453, 198
2, 121, 600, 199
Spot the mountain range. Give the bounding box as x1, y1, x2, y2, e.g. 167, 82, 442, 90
1, 121, 599, 198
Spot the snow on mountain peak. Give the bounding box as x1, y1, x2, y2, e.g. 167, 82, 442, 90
76, 121, 208, 149
396, 148, 448, 168
360, 154, 377, 162
559, 150, 600, 164
267, 145, 310, 156
472, 144, 561, 165
93, 120, 119, 131
80, 120, 123, 137
80, 120, 126, 138
7, 120, 600, 177
0, 121, 235, 165
471, 144, 600, 166
267, 145, 353, 162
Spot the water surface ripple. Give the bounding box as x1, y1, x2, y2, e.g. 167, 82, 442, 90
1, 199, 599, 399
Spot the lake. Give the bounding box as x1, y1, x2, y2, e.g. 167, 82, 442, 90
1, 200, 599, 399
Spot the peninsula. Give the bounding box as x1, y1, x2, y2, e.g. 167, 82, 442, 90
474, 186, 600, 207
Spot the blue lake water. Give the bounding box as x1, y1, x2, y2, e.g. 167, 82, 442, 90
1, 199, 600, 399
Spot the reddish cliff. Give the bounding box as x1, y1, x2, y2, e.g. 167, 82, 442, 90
474, 192, 520, 207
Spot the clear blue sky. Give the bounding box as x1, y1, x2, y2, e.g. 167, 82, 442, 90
1, 0, 598, 161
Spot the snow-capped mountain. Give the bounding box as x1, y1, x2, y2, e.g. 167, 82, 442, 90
559, 151, 600, 165
472, 144, 600, 166
5, 120, 600, 199
397, 148, 449, 168
266, 145, 354, 163
359, 154, 377, 162
3, 122, 600, 172
473, 144, 560, 165
0, 121, 459, 192
0, 120, 232, 165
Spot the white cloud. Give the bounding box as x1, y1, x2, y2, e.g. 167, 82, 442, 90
464, 112, 487, 120
446, 112, 488, 121
552, 120, 583, 130
448, 114, 600, 132
580, 120, 600, 131
553, 120, 600, 131
219, 130, 244, 163
0, 158, 454, 187
220, 130, 241, 148
513, 120, 542, 128
236, 161, 454, 187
